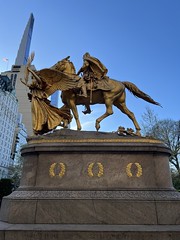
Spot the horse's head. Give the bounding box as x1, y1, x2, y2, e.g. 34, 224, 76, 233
51, 57, 76, 75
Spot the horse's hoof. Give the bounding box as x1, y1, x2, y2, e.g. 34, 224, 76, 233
135, 130, 141, 136
95, 122, 100, 131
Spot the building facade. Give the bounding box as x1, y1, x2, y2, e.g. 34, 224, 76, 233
0, 14, 35, 178
0, 76, 18, 178
1, 14, 35, 136
11, 113, 27, 166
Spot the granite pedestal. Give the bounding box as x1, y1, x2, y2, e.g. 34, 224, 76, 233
0, 129, 180, 239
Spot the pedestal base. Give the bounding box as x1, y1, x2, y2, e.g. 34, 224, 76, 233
0, 129, 180, 239
1, 190, 180, 225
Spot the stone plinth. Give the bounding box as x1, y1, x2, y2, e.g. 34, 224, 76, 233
0, 129, 180, 239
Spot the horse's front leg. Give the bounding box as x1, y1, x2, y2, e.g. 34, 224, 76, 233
95, 99, 113, 131
69, 99, 82, 130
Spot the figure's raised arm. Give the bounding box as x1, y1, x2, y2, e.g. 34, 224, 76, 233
20, 78, 30, 87
27, 67, 42, 85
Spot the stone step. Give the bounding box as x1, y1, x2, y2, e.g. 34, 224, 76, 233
1, 222, 180, 240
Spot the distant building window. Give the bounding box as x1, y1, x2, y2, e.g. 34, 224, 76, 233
12, 74, 17, 87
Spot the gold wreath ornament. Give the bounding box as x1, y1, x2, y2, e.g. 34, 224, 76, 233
49, 162, 66, 178
126, 162, 142, 178
88, 162, 104, 177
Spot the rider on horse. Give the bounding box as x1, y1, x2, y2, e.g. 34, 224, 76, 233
77, 52, 113, 114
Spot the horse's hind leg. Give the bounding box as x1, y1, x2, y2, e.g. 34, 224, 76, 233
114, 100, 141, 136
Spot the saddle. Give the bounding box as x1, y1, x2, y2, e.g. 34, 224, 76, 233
86, 77, 114, 91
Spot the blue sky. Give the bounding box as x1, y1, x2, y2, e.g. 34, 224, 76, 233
0, 0, 180, 132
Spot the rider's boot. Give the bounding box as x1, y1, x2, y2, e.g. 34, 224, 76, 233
82, 104, 92, 114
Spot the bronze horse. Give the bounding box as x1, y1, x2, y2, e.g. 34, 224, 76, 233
32, 58, 160, 136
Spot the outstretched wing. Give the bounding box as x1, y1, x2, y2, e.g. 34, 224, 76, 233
37, 68, 78, 93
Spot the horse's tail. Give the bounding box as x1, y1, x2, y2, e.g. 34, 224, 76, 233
122, 81, 161, 106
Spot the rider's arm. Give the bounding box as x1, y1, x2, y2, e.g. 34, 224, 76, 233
77, 60, 89, 75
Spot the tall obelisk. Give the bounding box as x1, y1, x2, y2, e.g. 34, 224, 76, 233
13, 14, 34, 135
15, 13, 34, 65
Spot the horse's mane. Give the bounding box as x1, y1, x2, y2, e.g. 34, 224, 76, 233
68, 61, 76, 74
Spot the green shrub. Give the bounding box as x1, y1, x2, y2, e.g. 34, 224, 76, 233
172, 175, 180, 191
0, 178, 14, 200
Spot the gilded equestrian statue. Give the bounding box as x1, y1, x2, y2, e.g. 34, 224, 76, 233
22, 53, 160, 136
